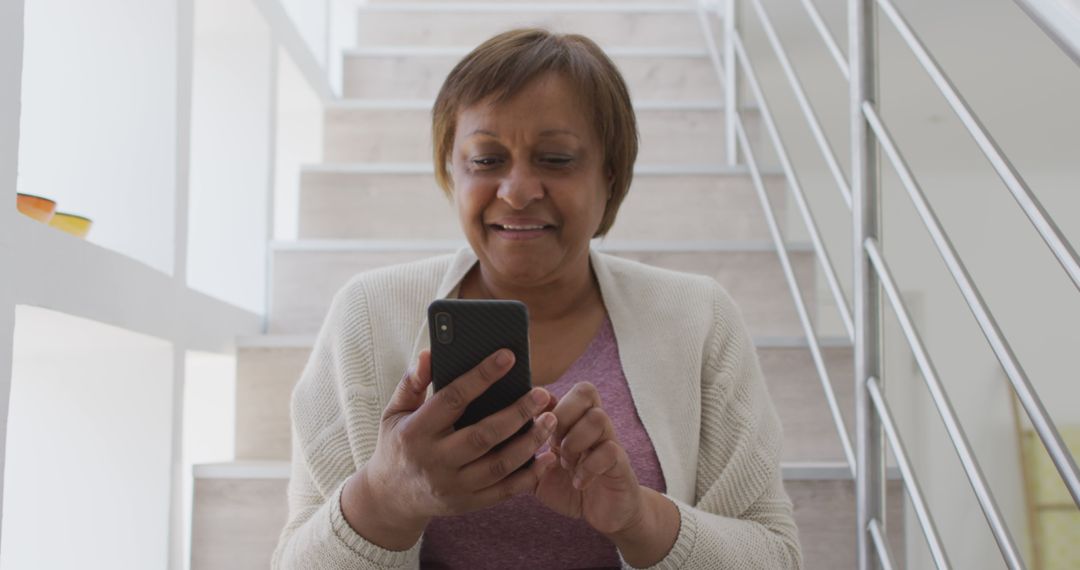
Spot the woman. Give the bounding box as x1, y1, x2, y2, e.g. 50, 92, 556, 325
272, 29, 801, 569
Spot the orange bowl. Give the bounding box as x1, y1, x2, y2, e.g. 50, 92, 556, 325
17, 193, 57, 223
49, 212, 93, 238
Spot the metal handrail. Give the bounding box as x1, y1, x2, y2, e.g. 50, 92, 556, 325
867, 518, 898, 570
697, 1, 1079, 567
1012, 0, 1080, 70
797, 0, 849, 81
876, 0, 1080, 295
733, 113, 857, 476
695, 4, 727, 92
731, 34, 856, 342
865, 237, 1026, 569
868, 376, 952, 569
747, 0, 853, 210
863, 101, 1080, 507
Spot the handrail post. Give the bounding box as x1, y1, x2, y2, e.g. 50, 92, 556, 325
724, 0, 738, 166
851, 0, 884, 568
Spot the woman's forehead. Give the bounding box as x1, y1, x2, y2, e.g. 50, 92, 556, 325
454, 77, 594, 142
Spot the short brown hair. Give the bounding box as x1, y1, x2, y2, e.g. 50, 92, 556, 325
432, 28, 638, 237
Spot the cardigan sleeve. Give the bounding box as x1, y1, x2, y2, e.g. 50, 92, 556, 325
622, 284, 802, 569
270, 280, 423, 569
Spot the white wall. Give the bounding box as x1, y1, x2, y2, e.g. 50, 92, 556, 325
274, 47, 324, 240
1, 307, 174, 570
17, 0, 178, 275
743, 0, 1080, 567
180, 351, 236, 570
186, 0, 273, 314
0, 1, 26, 561
279, 0, 329, 68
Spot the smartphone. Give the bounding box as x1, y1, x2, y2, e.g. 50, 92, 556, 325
428, 299, 534, 464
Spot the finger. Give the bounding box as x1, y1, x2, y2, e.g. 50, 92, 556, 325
443, 388, 553, 466
458, 412, 557, 490
572, 439, 624, 491
384, 350, 433, 417
558, 406, 613, 470
472, 448, 558, 509
415, 348, 516, 431
549, 382, 602, 454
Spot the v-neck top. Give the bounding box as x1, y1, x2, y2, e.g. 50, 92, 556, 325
418, 316, 667, 569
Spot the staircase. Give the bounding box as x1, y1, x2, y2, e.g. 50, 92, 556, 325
190, 2, 904, 568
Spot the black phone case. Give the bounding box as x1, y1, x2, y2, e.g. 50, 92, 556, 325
428, 299, 534, 459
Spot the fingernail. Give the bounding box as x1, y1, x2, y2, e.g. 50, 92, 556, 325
572, 475, 583, 489
495, 350, 511, 366
539, 414, 556, 431
538, 454, 556, 469
531, 389, 547, 406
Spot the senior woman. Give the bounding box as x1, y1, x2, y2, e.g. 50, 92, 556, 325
272, 29, 801, 569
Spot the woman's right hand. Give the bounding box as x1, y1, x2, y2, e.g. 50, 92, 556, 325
340, 348, 559, 550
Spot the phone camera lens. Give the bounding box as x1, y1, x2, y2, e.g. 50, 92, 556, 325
435, 313, 453, 344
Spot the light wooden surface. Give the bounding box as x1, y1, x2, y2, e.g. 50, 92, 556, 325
191, 465, 903, 570
190, 476, 289, 570
356, 10, 702, 49
323, 106, 736, 164
269, 247, 814, 336
343, 53, 722, 101
298, 171, 786, 242
232, 340, 846, 463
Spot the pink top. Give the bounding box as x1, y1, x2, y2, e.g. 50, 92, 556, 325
420, 316, 667, 569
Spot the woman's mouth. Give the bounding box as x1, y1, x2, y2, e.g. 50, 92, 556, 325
488, 223, 556, 240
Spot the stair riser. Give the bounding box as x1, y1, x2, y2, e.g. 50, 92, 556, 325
357, 11, 702, 49
324, 107, 736, 164
298, 172, 786, 242
190, 478, 288, 570
788, 479, 906, 569
761, 347, 853, 463
235, 347, 307, 461
343, 54, 722, 100
236, 345, 850, 463
191, 475, 903, 570
269, 248, 813, 336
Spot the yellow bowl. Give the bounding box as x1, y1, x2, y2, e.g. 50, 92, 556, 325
17, 193, 57, 223
49, 212, 93, 238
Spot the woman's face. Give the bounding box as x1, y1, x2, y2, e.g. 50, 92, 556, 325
450, 72, 610, 288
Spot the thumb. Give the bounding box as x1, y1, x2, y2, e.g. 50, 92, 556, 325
386, 350, 432, 416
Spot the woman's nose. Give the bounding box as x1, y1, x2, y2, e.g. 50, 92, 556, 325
496, 163, 544, 209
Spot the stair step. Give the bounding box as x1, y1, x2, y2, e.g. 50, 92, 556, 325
297, 167, 785, 242
323, 102, 750, 165
190, 461, 289, 570
190, 461, 902, 570
355, 5, 702, 49
233, 336, 850, 464
267, 242, 815, 337
343, 49, 722, 100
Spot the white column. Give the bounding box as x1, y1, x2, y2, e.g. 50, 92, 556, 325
169, 0, 195, 568
0, 0, 26, 557
850, 0, 883, 568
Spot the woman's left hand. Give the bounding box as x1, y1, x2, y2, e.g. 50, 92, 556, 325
532, 382, 646, 536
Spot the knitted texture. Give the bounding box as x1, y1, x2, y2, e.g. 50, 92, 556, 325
271, 248, 802, 569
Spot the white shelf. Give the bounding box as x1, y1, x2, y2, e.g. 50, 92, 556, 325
11, 214, 261, 353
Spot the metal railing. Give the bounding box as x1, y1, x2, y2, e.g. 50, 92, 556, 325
696, 0, 1080, 568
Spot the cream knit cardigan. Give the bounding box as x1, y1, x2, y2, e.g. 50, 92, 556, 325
272, 247, 802, 569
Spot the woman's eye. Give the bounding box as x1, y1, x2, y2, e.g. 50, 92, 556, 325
470, 156, 502, 168
540, 155, 574, 167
